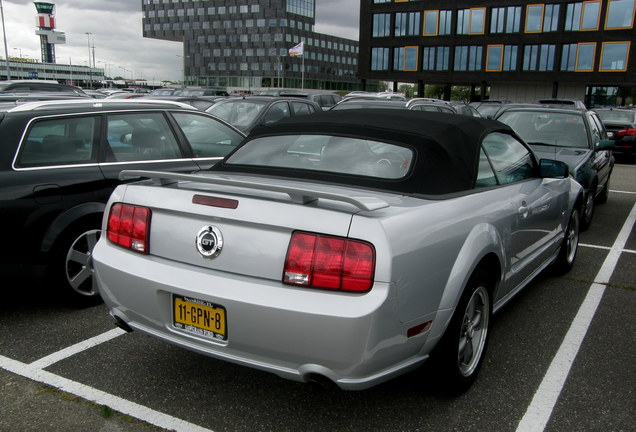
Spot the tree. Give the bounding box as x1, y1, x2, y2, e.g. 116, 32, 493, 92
425, 85, 445, 99
398, 83, 415, 98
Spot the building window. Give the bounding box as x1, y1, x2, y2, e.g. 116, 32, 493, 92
605, 0, 635, 29
523, 44, 556, 71
395, 12, 421, 36
486, 45, 518, 71
525, 4, 544, 33
561, 43, 596, 71
491, 6, 521, 33
371, 47, 390, 71
423, 10, 439, 36
373, 14, 391, 37
543, 4, 560, 31
599, 41, 630, 71
565, 1, 602, 31
454, 46, 483, 71
393, 46, 418, 71
286, 0, 314, 19
422, 46, 450, 71
457, 8, 486, 35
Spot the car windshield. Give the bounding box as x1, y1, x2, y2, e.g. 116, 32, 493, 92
225, 134, 414, 180
497, 111, 588, 148
595, 110, 635, 123
207, 100, 267, 129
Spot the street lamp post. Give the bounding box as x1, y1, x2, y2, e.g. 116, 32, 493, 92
85, 32, 92, 88
0, 0, 11, 80
176, 54, 189, 88
13, 48, 21, 78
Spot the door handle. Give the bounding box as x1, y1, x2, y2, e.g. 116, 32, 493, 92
518, 205, 530, 218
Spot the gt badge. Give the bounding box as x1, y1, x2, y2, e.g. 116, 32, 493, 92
196, 225, 223, 259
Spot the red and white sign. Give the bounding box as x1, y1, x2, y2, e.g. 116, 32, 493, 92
36, 14, 56, 29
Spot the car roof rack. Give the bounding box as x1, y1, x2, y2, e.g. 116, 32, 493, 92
6, 98, 196, 112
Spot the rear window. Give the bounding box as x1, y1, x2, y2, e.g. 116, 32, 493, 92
595, 110, 635, 123
226, 134, 414, 179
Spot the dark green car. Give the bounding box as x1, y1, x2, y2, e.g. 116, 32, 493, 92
497, 107, 614, 230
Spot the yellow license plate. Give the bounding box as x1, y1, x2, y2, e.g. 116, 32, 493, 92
173, 295, 227, 341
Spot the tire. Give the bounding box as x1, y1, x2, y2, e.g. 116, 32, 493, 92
553, 207, 580, 274
580, 190, 594, 231
431, 270, 492, 393
49, 221, 103, 304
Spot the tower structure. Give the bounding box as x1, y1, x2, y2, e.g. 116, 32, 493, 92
34, 2, 65, 63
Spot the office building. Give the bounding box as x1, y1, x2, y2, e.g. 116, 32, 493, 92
141, 0, 362, 92
359, 0, 636, 105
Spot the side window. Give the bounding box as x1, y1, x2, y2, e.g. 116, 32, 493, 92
476, 148, 498, 187
291, 102, 316, 116
17, 116, 98, 167
482, 132, 536, 184
262, 102, 290, 124
105, 112, 182, 162
172, 112, 244, 158
587, 113, 605, 144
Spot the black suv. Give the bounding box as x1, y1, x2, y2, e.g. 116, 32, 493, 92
0, 99, 245, 302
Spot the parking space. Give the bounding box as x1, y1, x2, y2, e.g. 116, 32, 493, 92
1, 164, 634, 432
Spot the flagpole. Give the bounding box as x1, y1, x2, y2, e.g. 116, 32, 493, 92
301, 51, 304, 90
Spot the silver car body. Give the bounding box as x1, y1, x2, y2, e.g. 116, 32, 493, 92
93, 110, 582, 390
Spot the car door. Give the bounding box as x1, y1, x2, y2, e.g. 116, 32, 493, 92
480, 132, 566, 296
4, 113, 106, 263
586, 111, 612, 192
98, 110, 200, 195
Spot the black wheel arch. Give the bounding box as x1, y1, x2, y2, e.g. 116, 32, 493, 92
41, 202, 106, 254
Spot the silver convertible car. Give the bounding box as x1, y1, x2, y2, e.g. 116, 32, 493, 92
93, 110, 583, 392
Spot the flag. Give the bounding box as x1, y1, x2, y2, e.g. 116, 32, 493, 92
288, 41, 304, 56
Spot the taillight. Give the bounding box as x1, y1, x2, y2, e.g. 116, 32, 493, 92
617, 128, 636, 137
107, 203, 151, 253
283, 232, 375, 292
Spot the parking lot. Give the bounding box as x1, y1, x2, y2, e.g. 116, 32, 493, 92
1, 163, 634, 432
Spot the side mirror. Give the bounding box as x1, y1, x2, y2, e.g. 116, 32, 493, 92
540, 159, 569, 178
597, 139, 615, 150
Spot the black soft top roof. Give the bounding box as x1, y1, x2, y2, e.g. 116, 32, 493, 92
216, 109, 515, 195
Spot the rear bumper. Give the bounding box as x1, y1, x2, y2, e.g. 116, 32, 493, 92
93, 240, 438, 390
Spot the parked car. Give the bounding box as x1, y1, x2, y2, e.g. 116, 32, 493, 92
331, 98, 475, 116
471, 100, 511, 118
275, 91, 342, 110
145, 88, 177, 97
0, 98, 245, 302
93, 109, 582, 392
537, 98, 586, 109
142, 94, 227, 111
331, 99, 456, 113
593, 107, 636, 160
206, 96, 320, 133
0, 79, 86, 95
496, 107, 614, 230
173, 88, 229, 97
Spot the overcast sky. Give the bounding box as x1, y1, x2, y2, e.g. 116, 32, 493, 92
1, 0, 359, 82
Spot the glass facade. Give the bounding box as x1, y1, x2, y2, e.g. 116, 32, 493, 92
142, 0, 359, 90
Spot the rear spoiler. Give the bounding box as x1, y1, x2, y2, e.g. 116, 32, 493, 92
119, 170, 390, 211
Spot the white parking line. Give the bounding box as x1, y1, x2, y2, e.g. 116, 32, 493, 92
0, 354, 213, 432
516, 202, 636, 432
29, 328, 126, 369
